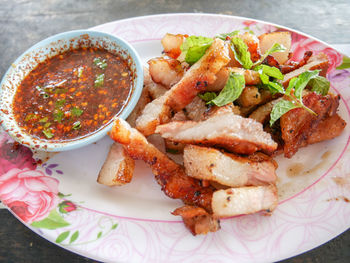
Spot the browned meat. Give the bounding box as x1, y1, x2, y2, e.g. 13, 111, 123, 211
172, 206, 220, 235
304, 113, 346, 146
212, 185, 278, 217
136, 39, 230, 135
184, 145, 277, 187
97, 143, 135, 186
203, 102, 240, 120
148, 57, 184, 87
161, 33, 187, 59
164, 111, 187, 153
110, 118, 214, 212
281, 51, 313, 74
127, 86, 151, 128
207, 67, 260, 92
280, 92, 340, 158
258, 31, 291, 65
249, 98, 283, 124
240, 32, 261, 62
184, 96, 207, 121
282, 53, 329, 87
156, 112, 278, 155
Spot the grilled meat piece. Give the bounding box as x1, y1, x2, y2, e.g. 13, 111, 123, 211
184, 145, 277, 187
280, 92, 340, 158
110, 118, 214, 212
148, 57, 184, 87
212, 185, 278, 217
172, 205, 220, 235
136, 39, 230, 136
156, 112, 277, 155
97, 143, 135, 186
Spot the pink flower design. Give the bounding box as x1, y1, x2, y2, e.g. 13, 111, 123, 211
59, 200, 77, 213
289, 34, 343, 73
0, 168, 59, 224
0, 132, 36, 175
243, 20, 257, 27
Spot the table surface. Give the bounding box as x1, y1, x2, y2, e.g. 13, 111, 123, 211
1, 0, 350, 262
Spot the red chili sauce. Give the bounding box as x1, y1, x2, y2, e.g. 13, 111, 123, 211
13, 47, 133, 141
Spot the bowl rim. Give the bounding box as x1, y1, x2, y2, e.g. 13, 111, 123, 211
0, 29, 143, 152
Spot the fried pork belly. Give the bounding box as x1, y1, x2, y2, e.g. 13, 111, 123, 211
97, 143, 135, 186
127, 86, 151, 127
259, 31, 292, 65
281, 92, 340, 158
184, 145, 277, 187
281, 51, 313, 74
110, 118, 214, 211
172, 205, 220, 235
164, 111, 187, 153
240, 32, 261, 62
184, 96, 207, 121
156, 112, 278, 155
212, 185, 278, 217
136, 39, 230, 135
282, 53, 329, 87
161, 33, 187, 59
303, 113, 346, 146
207, 67, 260, 92
148, 57, 184, 87
249, 98, 283, 124
147, 82, 168, 100
203, 102, 240, 120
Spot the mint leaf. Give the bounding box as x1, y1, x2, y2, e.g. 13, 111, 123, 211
293, 70, 320, 100
56, 231, 70, 243
231, 37, 253, 69
215, 30, 239, 40
267, 81, 285, 94
31, 209, 70, 230
180, 36, 214, 65
254, 65, 283, 80
309, 76, 330, 96
210, 72, 245, 106
285, 77, 298, 95
94, 73, 105, 87
336, 56, 350, 70
198, 92, 217, 102
270, 99, 300, 126
71, 107, 83, 117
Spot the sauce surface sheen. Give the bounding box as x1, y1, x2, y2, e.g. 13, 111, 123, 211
13, 47, 133, 141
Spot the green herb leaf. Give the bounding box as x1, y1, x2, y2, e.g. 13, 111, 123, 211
180, 36, 214, 65
69, 231, 79, 244
254, 65, 284, 80
77, 66, 84, 78
25, 113, 37, 122
39, 117, 48, 123
56, 231, 70, 244
55, 99, 66, 109
336, 56, 350, 70
93, 58, 107, 70
231, 37, 253, 69
198, 92, 217, 102
31, 209, 70, 230
72, 121, 81, 130
293, 70, 320, 100
209, 72, 245, 106
267, 81, 285, 94
94, 73, 105, 87
215, 30, 239, 40
308, 76, 330, 96
270, 99, 300, 126
71, 107, 83, 117
53, 110, 64, 122
43, 128, 53, 139
254, 43, 286, 66
285, 77, 298, 95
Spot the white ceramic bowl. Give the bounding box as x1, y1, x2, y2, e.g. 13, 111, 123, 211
0, 30, 143, 152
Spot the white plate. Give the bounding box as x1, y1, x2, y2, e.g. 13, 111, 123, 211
1, 13, 350, 262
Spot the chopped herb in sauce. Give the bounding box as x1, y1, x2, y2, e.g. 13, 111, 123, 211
13, 47, 133, 141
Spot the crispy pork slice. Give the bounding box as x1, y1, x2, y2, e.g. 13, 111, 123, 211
280, 92, 340, 158
304, 113, 346, 146
110, 118, 214, 211
136, 39, 230, 135
282, 53, 329, 87
212, 185, 278, 217
127, 87, 151, 127
164, 111, 187, 153
156, 112, 278, 155
161, 33, 186, 59
207, 67, 260, 92
172, 206, 220, 235
184, 145, 277, 187
203, 102, 240, 120
259, 31, 291, 65
97, 143, 135, 186
184, 96, 207, 121
147, 82, 168, 100
249, 98, 283, 124
148, 57, 184, 87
